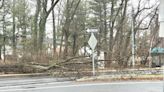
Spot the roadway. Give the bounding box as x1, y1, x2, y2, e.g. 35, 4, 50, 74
0, 77, 163, 92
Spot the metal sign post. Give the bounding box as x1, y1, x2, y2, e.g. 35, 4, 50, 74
92, 49, 95, 76
161, 65, 164, 92
163, 65, 164, 92
88, 33, 97, 76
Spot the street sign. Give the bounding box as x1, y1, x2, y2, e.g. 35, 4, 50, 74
88, 33, 97, 50
88, 33, 97, 76
159, 22, 164, 37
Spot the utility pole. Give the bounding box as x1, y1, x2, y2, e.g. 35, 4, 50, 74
159, 0, 164, 91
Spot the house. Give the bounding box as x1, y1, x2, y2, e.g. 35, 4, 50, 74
151, 47, 164, 67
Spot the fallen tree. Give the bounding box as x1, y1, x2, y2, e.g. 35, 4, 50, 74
25, 56, 91, 71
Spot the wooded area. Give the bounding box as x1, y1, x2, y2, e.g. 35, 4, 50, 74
0, 0, 163, 74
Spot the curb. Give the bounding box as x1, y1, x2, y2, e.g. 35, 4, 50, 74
76, 75, 163, 82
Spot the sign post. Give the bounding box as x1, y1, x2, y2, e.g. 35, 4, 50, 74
88, 33, 97, 76
92, 49, 95, 76
162, 65, 164, 92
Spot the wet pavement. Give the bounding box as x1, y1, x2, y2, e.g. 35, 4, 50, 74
0, 77, 163, 92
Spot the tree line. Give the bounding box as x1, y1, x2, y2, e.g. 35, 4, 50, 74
0, 0, 161, 68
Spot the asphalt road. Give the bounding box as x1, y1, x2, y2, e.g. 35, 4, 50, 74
0, 77, 163, 92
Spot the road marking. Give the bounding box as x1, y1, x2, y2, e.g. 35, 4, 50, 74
0, 81, 162, 92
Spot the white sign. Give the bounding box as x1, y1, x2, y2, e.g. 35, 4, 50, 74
159, 22, 164, 37
159, 0, 164, 22
86, 29, 98, 33
88, 33, 97, 50
159, 0, 164, 37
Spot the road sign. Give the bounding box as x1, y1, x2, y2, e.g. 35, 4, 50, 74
88, 33, 97, 76
88, 33, 97, 50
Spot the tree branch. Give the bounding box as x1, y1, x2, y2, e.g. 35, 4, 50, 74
46, 0, 60, 18
136, 7, 158, 31
70, 0, 81, 20
0, 0, 4, 9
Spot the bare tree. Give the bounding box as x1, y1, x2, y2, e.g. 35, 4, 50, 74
61, 0, 81, 59
38, 0, 60, 51
12, 0, 16, 58
51, 0, 57, 57
33, 0, 41, 52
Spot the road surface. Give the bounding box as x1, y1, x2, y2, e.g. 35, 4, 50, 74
0, 77, 163, 92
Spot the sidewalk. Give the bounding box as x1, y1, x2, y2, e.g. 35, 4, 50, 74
77, 67, 164, 82
76, 74, 163, 82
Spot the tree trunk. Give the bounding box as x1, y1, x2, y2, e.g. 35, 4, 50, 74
2, 4, 6, 62
62, 0, 81, 59
0, 45, 2, 60
116, 0, 128, 66
22, 2, 27, 52
38, 19, 46, 51
3, 36, 5, 62
63, 29, 69, 59
103, 1, 107, 49
12, 0, 16, 57
72, 32, 77, 56
52, 0, 56, 57
106, 0, 115, 67
59, 32, 64, 58
38, 0, 60, 51
33, 0, 41, 52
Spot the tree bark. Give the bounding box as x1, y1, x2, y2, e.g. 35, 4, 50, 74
33, 0, 41, 51
106, 0, 115, 67
72, 31, 77, 56
38, 19, 46, 51
63, 26, 69, 58
22, 0, 27, 52
52, 0, 56, 57
12, 0, 16, 57
0, 45, 2, 60
59, 32, 64, 58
